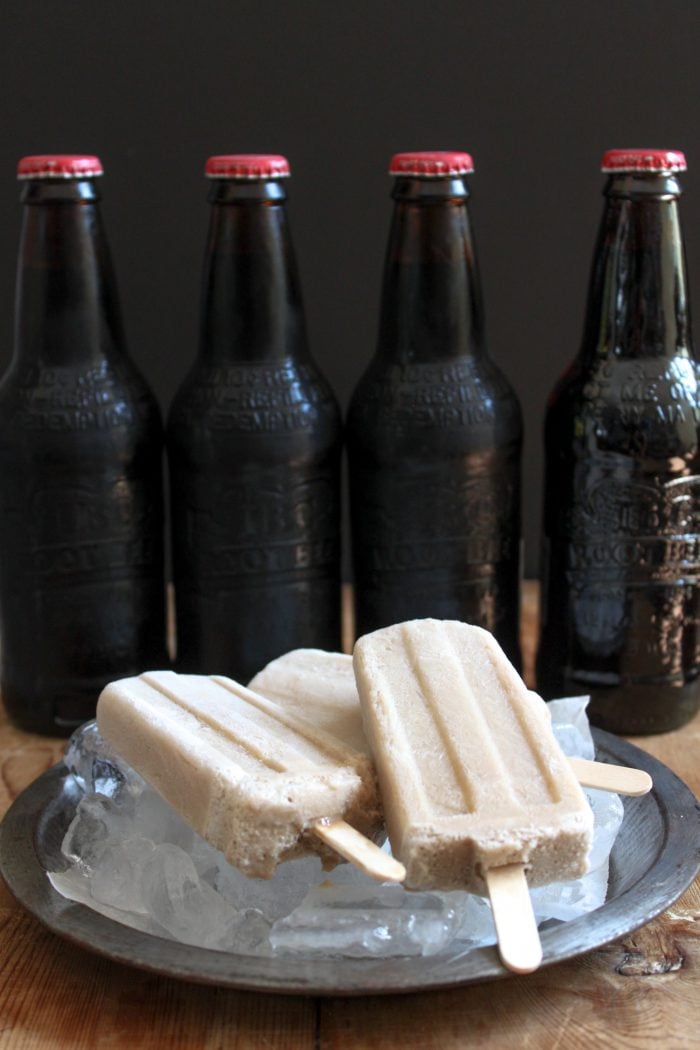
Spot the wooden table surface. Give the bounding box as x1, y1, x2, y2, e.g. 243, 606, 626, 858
1, 582, 699, 1049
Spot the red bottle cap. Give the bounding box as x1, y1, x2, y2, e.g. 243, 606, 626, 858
601, 149, 687, 174
16, 155, 103, 179
389, 151, 475, 177
205, 155, 290, 179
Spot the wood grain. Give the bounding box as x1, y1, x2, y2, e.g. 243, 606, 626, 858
1, 581, 699, 1049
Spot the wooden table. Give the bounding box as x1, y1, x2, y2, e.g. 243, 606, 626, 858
1, 583, 699, 1049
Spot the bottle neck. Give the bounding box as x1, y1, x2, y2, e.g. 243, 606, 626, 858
376, 176, 484, 362
13, 179, 126, 368
582, 172, 693, 359
199, 179, 308, 363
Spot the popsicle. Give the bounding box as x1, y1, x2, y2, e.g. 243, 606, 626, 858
249, 649, 369, 754
96, 670, 398, 881
251, 649, 652, 797
353, 619, 595, 972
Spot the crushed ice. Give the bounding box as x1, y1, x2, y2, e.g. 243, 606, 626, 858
48, 696, 624, 959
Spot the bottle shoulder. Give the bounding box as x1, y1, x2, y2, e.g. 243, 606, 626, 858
347, 353, 522, 455
0, 358, 162, 443
166, 359, 342, 466
167, 356, 339, 404
545, 351, 700, 463
548, 349, 699, 395
350, 352, 518, 393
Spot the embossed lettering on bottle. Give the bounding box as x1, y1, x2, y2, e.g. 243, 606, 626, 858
184, 470, 339, 582
12, 362, 139, 431
27, 481, 159, 580
177, 362, 328, 431
363, 468, 518, 573
564, 466, 700, 673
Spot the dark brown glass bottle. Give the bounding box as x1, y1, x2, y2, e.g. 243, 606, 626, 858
347, 151, 523, 665
167, 154, 342, 682
537, 149, 700, 734
0, 155, 166, 735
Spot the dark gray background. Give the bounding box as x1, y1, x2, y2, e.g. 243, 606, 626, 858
1, 0, 698, 577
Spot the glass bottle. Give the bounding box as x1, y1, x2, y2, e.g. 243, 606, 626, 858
537, 149, 700, 733
0, 154, 166, 735
347, 151, 522, 665
167, 154, 342, 682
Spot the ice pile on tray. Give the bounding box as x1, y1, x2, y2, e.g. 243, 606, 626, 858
48, 697, 624, 958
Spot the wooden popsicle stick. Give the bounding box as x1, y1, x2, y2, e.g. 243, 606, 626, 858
568, 757, 653, 797
311, 817, 407, 883
485, 863, 543, 974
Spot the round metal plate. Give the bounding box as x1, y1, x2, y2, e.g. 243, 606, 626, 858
1, 729, 699, 996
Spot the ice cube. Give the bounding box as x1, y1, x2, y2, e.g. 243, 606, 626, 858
140, 842, 246, 951
132, 787, 199, 853
212, 853, 324, 922
532, 860, 610, 922
64, 720, 145, 799
61, 793, 136, 875
271, 882, 459, 957
90, 836, 155, 913
445, 891, 497, 947
48, 867, 159, 938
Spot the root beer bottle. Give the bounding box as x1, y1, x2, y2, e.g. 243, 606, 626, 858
0, 155, 166, 735
168, 155, 342, 681
537, 149, 700, 733
347, 152, 523, 664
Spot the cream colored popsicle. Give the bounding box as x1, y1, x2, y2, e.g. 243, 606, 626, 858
249, 649, 369, 754
96, 670, 388, 881
353, 620, 594, 896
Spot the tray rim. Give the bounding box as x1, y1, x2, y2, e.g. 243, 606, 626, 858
1, 728, 699, 996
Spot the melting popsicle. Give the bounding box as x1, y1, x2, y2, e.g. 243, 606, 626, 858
353, 619, 596, 973
96, 670, 398, 882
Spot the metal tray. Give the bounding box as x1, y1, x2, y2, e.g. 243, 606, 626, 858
1, 729, 699, 996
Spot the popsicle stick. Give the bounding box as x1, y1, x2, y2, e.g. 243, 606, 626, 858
485, 863, 543, 974
569, 757, 653, 797
311, 817, 407, 883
